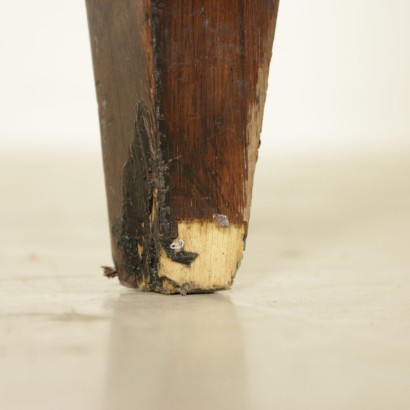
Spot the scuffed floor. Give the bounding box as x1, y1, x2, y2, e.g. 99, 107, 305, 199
1, 151, 409, 410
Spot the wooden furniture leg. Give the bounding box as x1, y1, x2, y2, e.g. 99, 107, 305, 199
86, 0, 280, 294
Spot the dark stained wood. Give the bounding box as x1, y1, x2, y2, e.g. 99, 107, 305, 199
86, 0, 156, 290
155, 0, 279, 224
86, 0, 280, 294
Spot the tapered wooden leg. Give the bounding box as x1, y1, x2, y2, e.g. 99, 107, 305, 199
86, 0, 280, 294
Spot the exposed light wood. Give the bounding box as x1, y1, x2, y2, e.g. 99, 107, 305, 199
157, 221, 246, 294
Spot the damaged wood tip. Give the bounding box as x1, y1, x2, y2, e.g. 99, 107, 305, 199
86, 0, 280, 294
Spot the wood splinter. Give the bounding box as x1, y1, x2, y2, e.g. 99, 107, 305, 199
86, 0, 280, 294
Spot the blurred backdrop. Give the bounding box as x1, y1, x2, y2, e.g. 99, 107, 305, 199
0, 0, 409, 156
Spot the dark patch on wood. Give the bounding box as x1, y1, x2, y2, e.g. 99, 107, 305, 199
213, 214, 230, 228
159, 238, 199, 266
116, 102, 156, 287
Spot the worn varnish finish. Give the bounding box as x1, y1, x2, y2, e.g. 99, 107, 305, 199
86, 0, 279, 294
